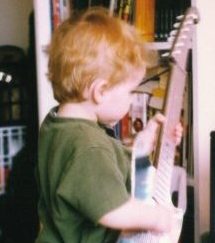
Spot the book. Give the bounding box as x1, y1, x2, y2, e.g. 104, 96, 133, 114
116, 0, 134, 23
120, 112, 131, 145
51, 0, 61, 30
119, 92, 150, 146
59, 0, 71, 22
90, 0, 110, 8
50, 0, 72, 30
134, 0, 155, 41
130, 92, 150, 132
72, 0, 88, 10
154, 0, 191, 42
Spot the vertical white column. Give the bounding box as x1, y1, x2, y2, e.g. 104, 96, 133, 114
33, 0, 57, 125
193, 0, 215, 241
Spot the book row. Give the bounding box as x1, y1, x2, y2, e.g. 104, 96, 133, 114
50, 0, 191, 42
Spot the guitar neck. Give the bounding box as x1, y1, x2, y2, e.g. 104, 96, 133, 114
152, 59, 188, 204
150, 6, 200, 204
119, 7, 199, 242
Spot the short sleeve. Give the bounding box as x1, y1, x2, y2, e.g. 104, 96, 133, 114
57, 147, 130, 223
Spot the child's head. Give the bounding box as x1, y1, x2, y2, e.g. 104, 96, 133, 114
48, 7, 153, 103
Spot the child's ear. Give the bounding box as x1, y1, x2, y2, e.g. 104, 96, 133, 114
90, 78, 108, 104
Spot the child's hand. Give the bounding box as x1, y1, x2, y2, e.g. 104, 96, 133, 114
172, 122, 183, 146
152, 203, 184, 243
153, 204, 174, 233
133, 113, 183, 157
133, 113, 165, 156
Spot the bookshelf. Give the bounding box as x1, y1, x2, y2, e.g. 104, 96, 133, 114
34, 1, 215, 241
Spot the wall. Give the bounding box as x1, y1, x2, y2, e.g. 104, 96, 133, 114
193, 0, 215, 241
0, 0, 33, 52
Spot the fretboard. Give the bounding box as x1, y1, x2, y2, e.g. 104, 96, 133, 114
151, 7, 199, 205
152, 63, 187, 204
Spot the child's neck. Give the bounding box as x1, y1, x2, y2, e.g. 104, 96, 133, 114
57, 102, 97, 121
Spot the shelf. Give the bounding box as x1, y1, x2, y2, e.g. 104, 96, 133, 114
145, 42, 171, 50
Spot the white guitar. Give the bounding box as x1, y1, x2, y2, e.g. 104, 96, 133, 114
118, 7, 200, 243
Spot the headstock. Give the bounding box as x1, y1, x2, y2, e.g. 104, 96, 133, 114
162, 7, 200, 69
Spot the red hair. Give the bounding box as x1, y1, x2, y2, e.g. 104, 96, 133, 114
48, 7, 152, 103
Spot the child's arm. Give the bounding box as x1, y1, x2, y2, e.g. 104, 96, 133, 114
98, 197, 173, 233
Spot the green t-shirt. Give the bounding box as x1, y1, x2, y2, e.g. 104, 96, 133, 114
36, 108, 131, 243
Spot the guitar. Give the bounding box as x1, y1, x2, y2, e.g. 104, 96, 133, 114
118, 7, 200, 243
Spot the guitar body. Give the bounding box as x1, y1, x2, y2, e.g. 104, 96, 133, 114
118, 7, 199, 243
118, 158, 184, 243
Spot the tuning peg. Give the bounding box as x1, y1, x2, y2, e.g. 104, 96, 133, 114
172, 50, 182, 56
188, 13, 199, 20
181, 27, 190, 32
176, 15, 184, 21
184, 20, 193, 25
179, 35, 188, 40
168, 36, 175, 43
161, 52, 170, 58
170, 30, 178, 36
186, 15, 199, 25
173, 22, 181, 28
175, 42, 185, 47
185, 7, 200, 24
